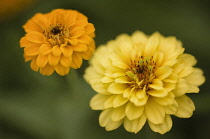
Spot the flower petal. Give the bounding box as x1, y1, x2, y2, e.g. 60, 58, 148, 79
70, 27, 85, 38
99, 109, 113, 127
125, 102, 144, 120
149, 79, 164, 90
72, 44, 87, 52
40, 64, 54, 76
60, 55, 71, 67
39, 43, 52, 55
36, 54, 48, 67
26, 31, 45, 43
71, 53, 83, 69
172, 79, 189, 97
145, 99, 165, 124
148, 115, 172, 134
90, 94, 110, 110
52, 45, 61, 56
48, 53, 60, 66
30, 58, 39, 71
78, 34, 93, 44
60, 45, 73, 57
155, 66, 172, 80
175, 95, 195, 118
124, 114, 146, 134
54, 63, 70, 76
152, 92, 175, 106
24, 44, 40, 56
111, 105, 126, 121
85, 23, 95, 34
184, 68, 205, 86
147, 89, 168, 97
108, 82, 128, 94
113, 95, 128, 108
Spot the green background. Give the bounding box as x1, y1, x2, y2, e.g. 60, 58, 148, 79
0, 0, 210, 139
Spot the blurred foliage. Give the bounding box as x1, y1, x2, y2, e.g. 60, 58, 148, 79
0, 0, 210, 139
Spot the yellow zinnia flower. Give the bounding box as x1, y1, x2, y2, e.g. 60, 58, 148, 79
20, 9, 95, 76
84, 31, 205, 134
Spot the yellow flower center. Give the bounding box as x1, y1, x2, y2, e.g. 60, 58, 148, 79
44, 23, 70, 46
126, 56, 157, 90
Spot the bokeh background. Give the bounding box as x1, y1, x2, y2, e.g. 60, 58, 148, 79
0, 0, 210, 139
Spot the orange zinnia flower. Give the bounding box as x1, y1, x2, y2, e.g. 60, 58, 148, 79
20, 9, 95, 76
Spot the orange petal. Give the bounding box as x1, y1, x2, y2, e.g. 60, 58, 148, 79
71, 53, 83, 69
78, 34, 92, 44
40, 64, 54, 76
71, 20, 88, 28
67, 38, 78, 45
39, 43, 52, 55
48, 53, 60, 66
76, 12, 87, 20
24, 44, 40, 56
24, 54, 34, 62
85, 23, 95, 34
60, 55, 71, 67
81, 41, 95, 60
64, 10, 77, 27
70, 27, 85, 38
32, 13, 49, 30
30, 58, 39, 71
60, 45, 73, 57
26, 31, 45, 43
36, 54, 48, 67
52, 45, 61, 56
20, 37, 31, 48
23, 19, 43, 33
54, 63, 70, 76
72, 44, 87, 52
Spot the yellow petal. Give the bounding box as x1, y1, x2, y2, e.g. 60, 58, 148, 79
113, 95, 128, 108
125, 102, 144, 120
101, 76, 114, 83
105, 120, 123, 131
147, 89, 168, 97
178, 67, 194, 78
36, 54, 48, 67
115, 76, 130, 83
172, 79, 189, 97
124, 114, 146, 134
111, 105, 126, 121
52, 45, 61, 56
72, 44, 87, 52
24, 44, 40, 56
85, 23, 95, 34
145, 99, 165, 124
175, 95, 195, 118
148, 115, 172, 134
60, 55, 71, 67
90, 94, 110, 110
99, 109, 113, 127
164, 101, 178, 115
149, 79, 164, 90
30, 58, 39, 71
104, 95, 115, 109
48, 53, 60, 66
60, 45, 73, 57
152, 92, 175, 106
39, 64, 54, 76
72, 20, 88, 28
54, 63, 70, 76
39, 43, 52, 55
155, 66, 172, 80
130, 92, 148, 106
123, 87, 133, 98
23, 19, 43, 33
178, 53, 197, 66
70, 27, 85, 38
184, 68, 205, 86
71, 53, 83, 69
26, 31, 45, 43
144, 32, 159, 57
136, 87, 146, 99
108, 82, 127, 94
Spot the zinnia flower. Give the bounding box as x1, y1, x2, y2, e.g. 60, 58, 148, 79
84, 31, 205, 134
20, 9, 95, 76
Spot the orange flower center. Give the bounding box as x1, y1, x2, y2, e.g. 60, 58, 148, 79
126, 56, 157, 90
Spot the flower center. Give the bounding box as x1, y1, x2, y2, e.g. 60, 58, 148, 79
44, 23, 71, 46
126, 56, 157, 90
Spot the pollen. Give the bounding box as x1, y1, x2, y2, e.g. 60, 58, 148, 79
126, 56, 157, 89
